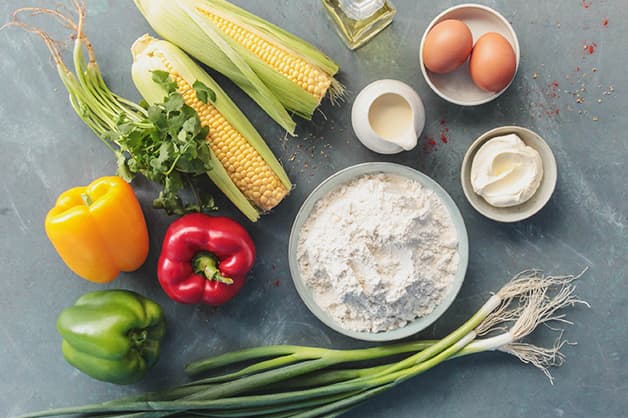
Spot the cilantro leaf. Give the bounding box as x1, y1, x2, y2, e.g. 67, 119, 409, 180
164, 92, 184, 113
115, 151, 133, 182
151, 70, 177, 93
182, 115, 201, 135
150, 142, 173, 172
193, 80, 216, 104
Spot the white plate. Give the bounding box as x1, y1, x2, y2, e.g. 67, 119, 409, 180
288, 163, 469, 341
419, 4, 520, 106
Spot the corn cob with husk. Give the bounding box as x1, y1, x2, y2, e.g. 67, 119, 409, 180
132, 35, 291, 221
133, 0, 343, 135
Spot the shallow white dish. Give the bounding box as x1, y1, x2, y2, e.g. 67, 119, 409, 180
461, 126, 558, 222
419, 4, 520, 106
288, 162, 469, 342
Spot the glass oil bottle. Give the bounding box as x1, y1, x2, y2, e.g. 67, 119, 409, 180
322, 0, 396, 50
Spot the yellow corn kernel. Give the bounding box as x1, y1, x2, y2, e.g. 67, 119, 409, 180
197, 8, 332, 99
157, 55, 288, 211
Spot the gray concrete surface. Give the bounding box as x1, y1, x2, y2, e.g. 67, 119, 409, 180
1, 0, 626, 417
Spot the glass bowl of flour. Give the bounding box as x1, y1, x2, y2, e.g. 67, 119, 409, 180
289, 162, 468, 341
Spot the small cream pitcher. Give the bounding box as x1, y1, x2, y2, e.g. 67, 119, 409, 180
352, 79, 425, 154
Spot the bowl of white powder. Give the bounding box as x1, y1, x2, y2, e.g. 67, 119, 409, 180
289, 162, 468, 341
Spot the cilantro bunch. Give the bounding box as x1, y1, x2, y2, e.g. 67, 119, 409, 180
111, 71, 217, 215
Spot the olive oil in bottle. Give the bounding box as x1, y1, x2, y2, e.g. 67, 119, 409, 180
322, 0, 396, 50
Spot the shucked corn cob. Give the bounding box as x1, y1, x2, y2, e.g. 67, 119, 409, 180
133, 0, 342, 135
132, 35, 291, 221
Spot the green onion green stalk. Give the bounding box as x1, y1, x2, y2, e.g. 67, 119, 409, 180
13, 270, 587, 418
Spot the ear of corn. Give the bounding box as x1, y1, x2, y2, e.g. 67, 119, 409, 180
131, 35, 291, 221
133, 0, 342, 135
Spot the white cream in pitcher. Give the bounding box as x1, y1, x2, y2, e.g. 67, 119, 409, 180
368, 93, 413, 143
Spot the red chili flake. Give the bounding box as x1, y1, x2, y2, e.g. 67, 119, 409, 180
603, 18, 609, 27
422, 136, 437, 153
273, 280, 281, 287
547, 81, 560, 98
423, 119, 451, 152
576, 66, 581, 72
584, 42, 597, 54
581, 0, 591, 8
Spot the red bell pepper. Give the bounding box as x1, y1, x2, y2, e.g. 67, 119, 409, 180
157, 213, 256, 305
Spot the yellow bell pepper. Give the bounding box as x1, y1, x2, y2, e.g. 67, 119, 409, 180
45, 176, 149, 283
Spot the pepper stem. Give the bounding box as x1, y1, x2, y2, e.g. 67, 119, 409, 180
193, 252, 233, 285
130, 329, 147, 346
81, 192, 93, 206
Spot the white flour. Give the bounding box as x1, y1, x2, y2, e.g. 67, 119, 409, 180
297, 173, 459, 333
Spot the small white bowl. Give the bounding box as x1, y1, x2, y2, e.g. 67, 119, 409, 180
419, 4, 520, 106
461, 126, 557, 222
288, 163, 468, 341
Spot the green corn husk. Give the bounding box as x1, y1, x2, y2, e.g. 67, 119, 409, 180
133, 0, 343, 135
131, 35, 292, 222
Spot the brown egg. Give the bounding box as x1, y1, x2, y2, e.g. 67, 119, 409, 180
469, 32, 517, 92
422, 19, 473, 74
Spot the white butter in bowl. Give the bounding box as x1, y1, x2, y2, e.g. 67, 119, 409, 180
461, 126, 558, 223
470, 133, 543, 207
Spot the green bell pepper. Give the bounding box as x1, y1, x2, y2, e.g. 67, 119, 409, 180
56, 289, 166, 385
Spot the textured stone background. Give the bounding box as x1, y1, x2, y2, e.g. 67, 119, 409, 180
0, 1, 626, 417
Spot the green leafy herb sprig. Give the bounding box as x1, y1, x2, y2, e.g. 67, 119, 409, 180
8, 3, 275, 218
111, 71, 218, 215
